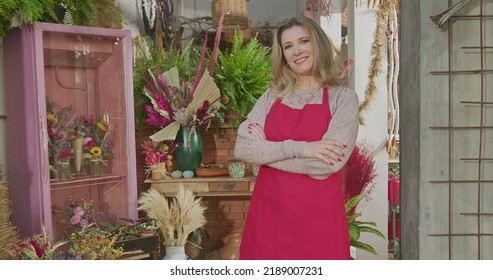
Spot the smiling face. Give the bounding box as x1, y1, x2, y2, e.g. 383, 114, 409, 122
280, 25, 314, 77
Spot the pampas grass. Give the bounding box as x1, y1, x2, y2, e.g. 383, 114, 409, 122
0, 163, 19, 259
137, 187, 206, 246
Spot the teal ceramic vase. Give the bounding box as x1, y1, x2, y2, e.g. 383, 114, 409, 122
174, 126, 202, 172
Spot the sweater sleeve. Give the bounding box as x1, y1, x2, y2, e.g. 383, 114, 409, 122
266, 87, 360, 180
233, 89, 306, 165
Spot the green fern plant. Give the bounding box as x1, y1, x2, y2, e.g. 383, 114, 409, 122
345, 194, 385, 256
63, 0, 122, 29
0, 0, 122, 37
0, 0, 58, 37
215, 32, 272, 127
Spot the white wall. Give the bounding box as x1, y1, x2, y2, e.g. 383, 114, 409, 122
348, 0, 388, 259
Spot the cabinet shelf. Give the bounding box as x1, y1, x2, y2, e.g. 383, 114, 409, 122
3, 22, 137, 239
50, 174, 126, 190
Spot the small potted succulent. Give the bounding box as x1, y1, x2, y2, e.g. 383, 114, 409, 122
138, 219, 159, 238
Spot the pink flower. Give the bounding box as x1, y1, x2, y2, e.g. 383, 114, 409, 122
145, 104, 171, 127
72, 206, 84, 217
70, 215, 81, 225
84, 137, 94, 148
79, 219, 89, 226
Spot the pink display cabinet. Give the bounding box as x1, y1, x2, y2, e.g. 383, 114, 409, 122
3, 23, 137, 240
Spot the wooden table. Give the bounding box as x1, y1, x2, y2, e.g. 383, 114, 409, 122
145, 176, 256, 197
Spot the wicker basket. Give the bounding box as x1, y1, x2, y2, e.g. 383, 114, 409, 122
211, 0, 249, 30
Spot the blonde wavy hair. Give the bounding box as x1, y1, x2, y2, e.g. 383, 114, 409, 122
271, 16, 342, 98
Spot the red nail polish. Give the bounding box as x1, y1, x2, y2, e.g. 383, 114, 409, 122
342, 153, 345, 157
330, 162, 334, 166
337, 158, 342, 162
343, 145, 348, 148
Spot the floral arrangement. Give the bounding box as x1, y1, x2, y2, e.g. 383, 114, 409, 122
83, 112, 114, 163
66, 224, 123, 260
68, 112, 113, 176
137, 187, 206, 246
143, 12, 226, 142
68, 195, 95, 229
46, 99, 74, 165
10, 227, 67, 260
141, 139, 178, 167
141, 139, 178, 178
51, 194, 114, 236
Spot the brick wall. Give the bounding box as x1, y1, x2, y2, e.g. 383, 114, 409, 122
136, 126, 251, 253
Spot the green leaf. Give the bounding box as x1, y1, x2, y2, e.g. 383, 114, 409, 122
359, 226, 386, 239
348, 224, 360, 241
345, 194, 364, 213
350, 239, 378, 255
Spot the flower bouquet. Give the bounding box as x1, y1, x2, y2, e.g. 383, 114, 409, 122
68, 114, 92, 177
46, 99, 74, 180
141, 139, 178, 179
83, 112, 113, 176
142, 12, 227, 142
10, 226, 67, 260
69, 112, 113, 177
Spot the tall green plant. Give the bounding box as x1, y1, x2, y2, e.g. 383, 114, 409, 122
215, 32, 272, 127
345, 194, 385, 256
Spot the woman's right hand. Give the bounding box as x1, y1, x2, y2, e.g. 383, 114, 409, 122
303, 140, 347, 166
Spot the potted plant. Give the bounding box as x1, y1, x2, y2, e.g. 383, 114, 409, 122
214, 31, 273, 127
137, 186, 207, 260
345, 194, 385, 256
138, 219, 159, 238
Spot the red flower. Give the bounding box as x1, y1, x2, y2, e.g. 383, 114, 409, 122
342, 141, 377, 212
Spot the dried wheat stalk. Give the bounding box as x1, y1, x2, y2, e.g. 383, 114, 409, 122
0, 163, 19, 259
137, 186, 206, 246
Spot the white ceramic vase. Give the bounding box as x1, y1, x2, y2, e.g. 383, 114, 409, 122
162, 245, 188, 260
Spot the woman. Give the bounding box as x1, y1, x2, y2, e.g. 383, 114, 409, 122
234, 16, 359, 260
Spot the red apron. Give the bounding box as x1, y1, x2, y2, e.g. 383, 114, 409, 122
240, 88, 350, 260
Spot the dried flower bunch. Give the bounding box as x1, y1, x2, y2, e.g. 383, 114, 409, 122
83, 112, 114, 162
66, 224, 123, 260
10, 227, 67, 260
46, 99, 74, 164
143, 12, 227, 142
137, 187, 206, 246
343, 141, 377, 209
141, 139, 178, 167
69, 112, 114, 162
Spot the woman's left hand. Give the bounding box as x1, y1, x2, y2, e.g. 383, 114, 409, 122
247, 122, 266, 140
